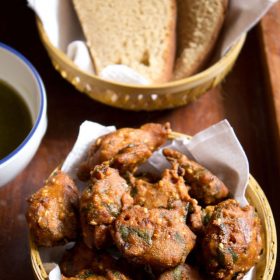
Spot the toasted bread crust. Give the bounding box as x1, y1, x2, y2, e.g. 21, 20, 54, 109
173, 0, 228, 80
72, 0, 177, 84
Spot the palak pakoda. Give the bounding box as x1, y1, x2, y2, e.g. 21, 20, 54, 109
201, 199, 263, 279
26, 171, 79, 247
128, 168, 190, 209
60, 241, 132, 279
111, 205, 196, 269
163, 148, 229, 205
26, 122, 264, 280
78, 123, 170, 180
80, 163, 132, 249
128, 168, 204, 234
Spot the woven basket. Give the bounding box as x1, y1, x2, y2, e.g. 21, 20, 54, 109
36, 19, 246, 111
29, 132, 277, 280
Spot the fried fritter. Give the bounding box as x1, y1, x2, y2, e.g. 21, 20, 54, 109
128, 168, 191, 209
26, 170, 79, 247
78, 123, 170, 180
80, 163, 132, 249
157, 264, 203, 280
60, 241, 132, 280
163, 148, 229, 205
60, 241, 97, 277
81, 164, 131, 225
111, 205, 196, 269
201, 199, 263, 279
184, 198, 205, 234
128, 168, 204, 234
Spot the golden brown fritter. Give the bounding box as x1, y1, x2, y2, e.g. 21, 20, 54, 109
60, 241, 132, 280
80, 222, 113, 250
78, 122, 170, 180
201, 199, 263, 280
128, 168, 191, 209
185, 198, 205, 234
163, 148, 229, 205
60, 241, 97, 277
80, 163, 132, 249
25, 170, 79, 247
157, 264, 203, 280
201, 205, 216, 226
111, 205, 196, 269
25, 122, 264, 279
128, 168, 204, 234
90, 252, 133, 280
81, 164, 131, 225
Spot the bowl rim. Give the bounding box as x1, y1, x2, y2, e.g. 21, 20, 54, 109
36, 17, 246, 91
0, 42, 47, 166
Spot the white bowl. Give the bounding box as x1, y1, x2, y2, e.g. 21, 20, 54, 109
0, 43, 47, 187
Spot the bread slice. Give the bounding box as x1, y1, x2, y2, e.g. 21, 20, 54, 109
72, 0, 177, 84
173, 0, 228, 80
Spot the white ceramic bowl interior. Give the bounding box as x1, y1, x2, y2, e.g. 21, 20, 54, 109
0, 43, 47, 187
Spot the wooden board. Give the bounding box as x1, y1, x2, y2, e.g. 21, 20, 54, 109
259, 1, 280, 171
0, 1, 279, 279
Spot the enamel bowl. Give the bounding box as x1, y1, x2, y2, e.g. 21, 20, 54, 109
0, 43, 47, 187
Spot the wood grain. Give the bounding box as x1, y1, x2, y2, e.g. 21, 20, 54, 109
0, 1, 279, 279
259, 1, 280, 173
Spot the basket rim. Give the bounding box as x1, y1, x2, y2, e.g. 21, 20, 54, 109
36, 17, 246, 91
29, 131, 277, 280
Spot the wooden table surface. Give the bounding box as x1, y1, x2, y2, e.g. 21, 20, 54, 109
0, 1, 279, 279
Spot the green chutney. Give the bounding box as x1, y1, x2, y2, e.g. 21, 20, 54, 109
0, 80, 33, 160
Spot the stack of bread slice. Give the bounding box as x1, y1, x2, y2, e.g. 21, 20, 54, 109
72, 0, 228, 84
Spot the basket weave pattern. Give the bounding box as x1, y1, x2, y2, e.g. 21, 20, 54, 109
37, 19, 246, 111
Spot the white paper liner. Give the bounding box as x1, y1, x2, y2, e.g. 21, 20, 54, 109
38, 119, 259, 279
61, 121, 115, 189
27, 0, 277, 85
138, 120, 249, 207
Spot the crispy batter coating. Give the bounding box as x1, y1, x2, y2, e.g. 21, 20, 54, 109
112, 206, 196, 269
60, 241, 132, 280
128, 168, 191, 209
80, 164, 132, 249
60, 241, 97, 277
78, 123, 170, 180
26, 171, 79, 247
80, 223, 113, 250
163, 148, 229, 205
81, 164, 131, 225
128, 168, 205, 233
201, 205, 216, 226
157, 264, 203, 280
201, 199, 263, 279
185, 199, 205, 234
